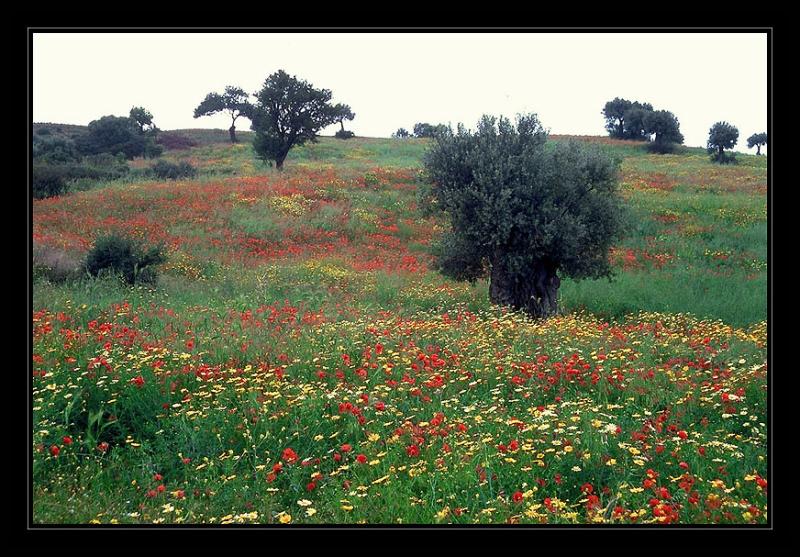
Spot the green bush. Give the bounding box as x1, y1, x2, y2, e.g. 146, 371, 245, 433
33, 136, 81, 164
85, 234, 166, 285
150, 160, 197, 180
32, 164, 68, 199
32, 160, 130, 199
334, 129, 355, 140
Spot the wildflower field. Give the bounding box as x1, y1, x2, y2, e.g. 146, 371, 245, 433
31, 135, 768, 525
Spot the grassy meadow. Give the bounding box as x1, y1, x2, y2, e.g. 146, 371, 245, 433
31, 134, 768, 525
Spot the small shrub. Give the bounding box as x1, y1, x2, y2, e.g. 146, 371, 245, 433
710, 151, 738, 165
32, 160, 130, 199
334, 129, 355, 140
150, 160, 197, 180
33, 136, 81, 164
32, 165, 68, 199
646, 141, 681, 154
144, 142, 164, 159
157, 132, 199, 150
85, 234, 166, 285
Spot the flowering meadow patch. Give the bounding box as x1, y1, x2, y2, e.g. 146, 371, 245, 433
32, 137, 767, 525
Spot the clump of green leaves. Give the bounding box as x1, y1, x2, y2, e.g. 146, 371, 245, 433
150, 160, 197, 180
85, 234, 166, 285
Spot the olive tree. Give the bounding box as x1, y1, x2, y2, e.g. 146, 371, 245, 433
423, 114, 627, 319
644, 110, 684, 153
708, 121, 739, 163
747, 132, 768, 155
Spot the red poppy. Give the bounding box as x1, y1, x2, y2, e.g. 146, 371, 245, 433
62, 436, 72, 445
49, 445, 60, 457
340, 443, 352, 453
406, 444, 420, 457
97, 442, 109, 453
282, 447, 298, 464
512, 491, 523, 503
356, 454, 367, 464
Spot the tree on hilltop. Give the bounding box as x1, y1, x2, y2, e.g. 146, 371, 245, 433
747, 132, 768, 155
644, 110, 684, 153
708, 121, 739, 163
194, 86, 252, 143
248, 70, 343, 170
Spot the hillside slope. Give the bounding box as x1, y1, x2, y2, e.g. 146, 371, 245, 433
31, 131, 768, 525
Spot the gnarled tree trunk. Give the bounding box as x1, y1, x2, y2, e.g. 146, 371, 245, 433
229, 125, 237, 143
489, 257, 560, 319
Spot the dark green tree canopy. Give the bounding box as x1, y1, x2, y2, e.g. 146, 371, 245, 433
129, 107, 155, 134
747, 132, 768, 155
622, 105, 653, 140
194, 86, 252, 143
33, 135, 81, 164
603, 98, 654, 140
708, 121, 739, 163
423, 114, 626, 318
393, 128, 410, 138
644, 110, 684, 153
414, 122, 448, 138
75, 115, 149, 159
603, 98, 632, 138
248, 70, 341, 169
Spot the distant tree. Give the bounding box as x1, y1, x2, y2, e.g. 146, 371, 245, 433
423, 114, 627, 319
413, 122, 448, 138
747, 132, 768, 155
643, 110, 684, 153
330, 103, 355, 137
603, 98, 633, 139
130, 107, 162, 158
622, 104, 654, 140
129, 107, 156, 134
75, 115, 148, 159
193, 86, 252, 143
603, 98, 654, 139
248, 70, 341, 170
708, 122, 739, 163
393, 128, 410, 138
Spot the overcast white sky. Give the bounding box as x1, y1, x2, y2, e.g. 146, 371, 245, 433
33, 32, 768, 152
